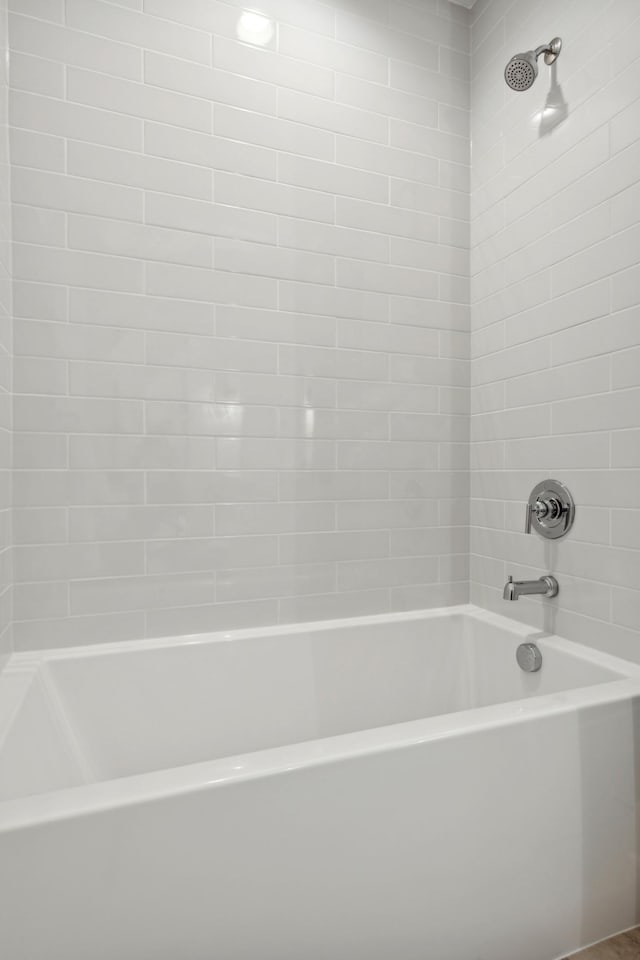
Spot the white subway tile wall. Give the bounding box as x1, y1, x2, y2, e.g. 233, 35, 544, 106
9, 0, 470, 648
470, 0, 640, 661
0, 0, 11, 668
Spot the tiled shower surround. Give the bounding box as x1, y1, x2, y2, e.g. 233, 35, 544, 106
470, 0, 640, 662
9, 0, 471, 647
3, 0, 640, 654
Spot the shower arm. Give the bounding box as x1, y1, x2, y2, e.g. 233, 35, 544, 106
535, 38, 562, 65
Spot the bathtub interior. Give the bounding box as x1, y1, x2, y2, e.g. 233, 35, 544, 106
0, 609, 630, 803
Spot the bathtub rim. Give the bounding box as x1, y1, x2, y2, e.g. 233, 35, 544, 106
8, 603, 493, 665
6, 602, 640, 669
2, 603, 640, 832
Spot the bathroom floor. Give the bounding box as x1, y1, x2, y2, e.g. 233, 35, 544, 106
566, 928, 640, 958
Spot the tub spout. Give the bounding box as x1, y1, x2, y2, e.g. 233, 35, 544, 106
503, 575, 559, 601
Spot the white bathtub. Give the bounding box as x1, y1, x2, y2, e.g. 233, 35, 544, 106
1, 604, 639, 960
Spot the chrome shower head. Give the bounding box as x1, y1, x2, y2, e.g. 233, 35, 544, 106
504, 37, 562, 92
505, 51, 538, 91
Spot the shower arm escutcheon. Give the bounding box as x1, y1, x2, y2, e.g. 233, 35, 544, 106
537, 37, 562, 66
524, 479, 575, 540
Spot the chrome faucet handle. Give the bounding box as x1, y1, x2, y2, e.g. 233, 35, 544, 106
525, 480, 575, 540
525, 499, 549, 533
525, 502, 532, 534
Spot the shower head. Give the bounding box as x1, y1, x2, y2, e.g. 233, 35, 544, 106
504, 37, 562, 92
505, 51, 538, 91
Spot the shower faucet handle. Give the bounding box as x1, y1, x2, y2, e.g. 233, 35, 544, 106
524, 501, 534, 534
525, 497, 557, 534
524, 480, 575, 541
524, 499, 545, 534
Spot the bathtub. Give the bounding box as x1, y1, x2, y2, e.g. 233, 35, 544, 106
0, 604, 639, 960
